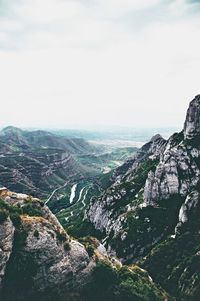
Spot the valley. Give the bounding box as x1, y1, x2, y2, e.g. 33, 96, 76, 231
52, 95, 200, 300
0, 126, 137, 199
0, 96, 200, 301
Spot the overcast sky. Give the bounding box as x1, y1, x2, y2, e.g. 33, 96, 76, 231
0, 0, 199, 130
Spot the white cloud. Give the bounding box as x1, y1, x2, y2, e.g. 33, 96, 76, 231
0, 0, 199, 129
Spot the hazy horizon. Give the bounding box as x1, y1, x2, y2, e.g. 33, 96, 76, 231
0, 0, 200, 129
0, 124, 180, 145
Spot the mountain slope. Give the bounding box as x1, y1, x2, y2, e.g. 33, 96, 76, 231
0, 127, 137, 200
0, 126, 96, 154
85, 95, 200, 300
0, 127, 98, 198
0, 188, 169, 301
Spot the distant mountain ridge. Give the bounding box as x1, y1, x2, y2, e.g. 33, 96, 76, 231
0, 126, 96, 154
0, 126, 97, 198
0, 126, 137, 201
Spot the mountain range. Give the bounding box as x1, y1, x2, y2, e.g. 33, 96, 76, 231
84, 95, 200, 300
0, 95, 200, 300
0, 126, 136, 200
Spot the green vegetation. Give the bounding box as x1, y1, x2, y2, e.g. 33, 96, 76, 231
2, 228, 38, 299
105, 158, 159, 215
33, 229, 39, 239
83, 260, 170, 301
63, 241, 71, 251
109, 195, 182, 261
0, 199, 22, 225
56, 230, 68, 243
67, 219, 105, 240
77, 146, 137, 175
0, 198, 44, 227
142, 204, 200, 301
0, 209, 8, 223
21, 203, 43, 217
1, 198, 41, 298
78, 236, 99, 257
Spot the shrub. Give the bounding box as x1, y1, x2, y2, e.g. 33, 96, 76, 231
78, 236, 99, 257
10, 212, 21, 227
56, 230, 67, 242
93, 260, 118, 289
22, 203, 43, 217
33, 230, 39, 239
64, 241, 71, 251
82, 260, 169, 301
86, 245, 95, 257
0, 209, 9, 223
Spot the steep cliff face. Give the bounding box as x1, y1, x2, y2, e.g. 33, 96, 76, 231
86, 96, 200, 266
144, 131, 200, 206
0, 188, 96, 301
184, 95, 200, 140
143, 96, 200, 210
87, 134, 166, 233
0, 217, 14, 290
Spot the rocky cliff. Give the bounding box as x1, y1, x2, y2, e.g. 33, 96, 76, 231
0, 188, 96, 301
184, 95, 200, 140
0, 188, 168, 301
87, 134, 166, 233
86, 95, 200, 272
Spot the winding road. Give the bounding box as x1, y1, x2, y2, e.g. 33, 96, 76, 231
45, 181, 69, 205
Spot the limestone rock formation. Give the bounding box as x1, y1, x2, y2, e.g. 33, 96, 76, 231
0, 217, 14, 290
0, 188, 169, 301
0, 189, 96, 301
184, 94, 200, 140
87, 133, 166, 234
144, 95, 200, 206
175, 190, 200, 233
86, 95, 200, 263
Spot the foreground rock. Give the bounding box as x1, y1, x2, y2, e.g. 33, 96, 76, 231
0, 188, 168, 301
0, 127, 96, 198
0, 189, 95, 301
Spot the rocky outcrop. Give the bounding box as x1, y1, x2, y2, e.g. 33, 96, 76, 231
0, 189, 96, 301
175, 190, 200, 233
0, 218, 14, 289
86, 95, 200, 263
144, 96, 200, 206
0, 188, 168, 301
144, 133, 200, 206
184, 95, 200, 140
87, 134, 166, 234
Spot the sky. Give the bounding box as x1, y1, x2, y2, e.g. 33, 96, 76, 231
0, 0, 200, 130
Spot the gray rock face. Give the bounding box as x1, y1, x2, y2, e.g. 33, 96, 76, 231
0, 218, 14, 289
175, 190, 200, 233
87, 134, 166, 235
86, 96, 200, 262
22, 219, 95, 295
0, 190, 96, 300
144, 136, 200, 206
144, 97, 200, 206
184, 95, 200, 140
